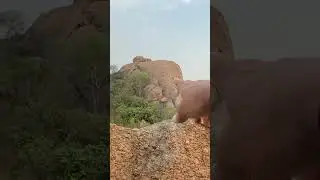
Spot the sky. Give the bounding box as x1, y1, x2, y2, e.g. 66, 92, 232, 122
110, 0, 210, 80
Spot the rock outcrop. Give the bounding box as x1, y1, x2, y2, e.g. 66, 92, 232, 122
23, 0, 108, 55
211, 6, 234, 58
110, 120, 210, 180
120, 56, 183, 108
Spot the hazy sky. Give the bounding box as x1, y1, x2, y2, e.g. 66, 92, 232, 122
110, 0, 210, 80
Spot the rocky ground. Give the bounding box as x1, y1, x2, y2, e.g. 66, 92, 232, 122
110, 119, 210, 180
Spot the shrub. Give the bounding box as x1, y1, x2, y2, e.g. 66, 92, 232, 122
110, 69, 176, 127
10, 107, 108, 179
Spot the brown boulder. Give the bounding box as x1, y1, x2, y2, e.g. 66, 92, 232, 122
174, 80, 211, 128
110, 120, 210, 179
120, 56, 183, 108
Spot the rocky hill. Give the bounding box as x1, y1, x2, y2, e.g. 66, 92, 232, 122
19, 1, 233, 179
119, 56, 183, 108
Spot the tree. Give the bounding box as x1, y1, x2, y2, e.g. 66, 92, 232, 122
0, 10, 25, 39
40, 35, 110, 114
110, 68, 175, 127
110, 64, 118, 74
128, 71, 149, 97
10, 107, 108, 179
0, 34, 109, 178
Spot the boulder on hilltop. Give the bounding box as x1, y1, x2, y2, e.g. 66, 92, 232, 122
119, 56, 184, 109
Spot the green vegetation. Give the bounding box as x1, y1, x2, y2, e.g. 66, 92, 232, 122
110, 68, 175, 128
0, 34, 108, 178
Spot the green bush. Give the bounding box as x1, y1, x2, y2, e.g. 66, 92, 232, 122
10, 107, 108, 179
110, 69, 176, 127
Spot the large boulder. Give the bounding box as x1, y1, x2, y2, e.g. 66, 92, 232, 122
120, 56, 183, 108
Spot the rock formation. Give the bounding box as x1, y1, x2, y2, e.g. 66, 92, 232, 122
110, 120, 210, 180
23, 0, 108, 55
120, 56, 183, 108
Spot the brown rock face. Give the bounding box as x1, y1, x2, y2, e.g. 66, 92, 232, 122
23, 0, 108, 55
211, 6, 234, 58
120, 56, 183, 108
110, 120, 210, 179
174, 80, 211, 128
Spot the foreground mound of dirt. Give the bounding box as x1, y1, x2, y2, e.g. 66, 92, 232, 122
110, 120, 210, 179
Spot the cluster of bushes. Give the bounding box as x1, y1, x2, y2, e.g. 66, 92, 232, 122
110, 68, 176, 128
